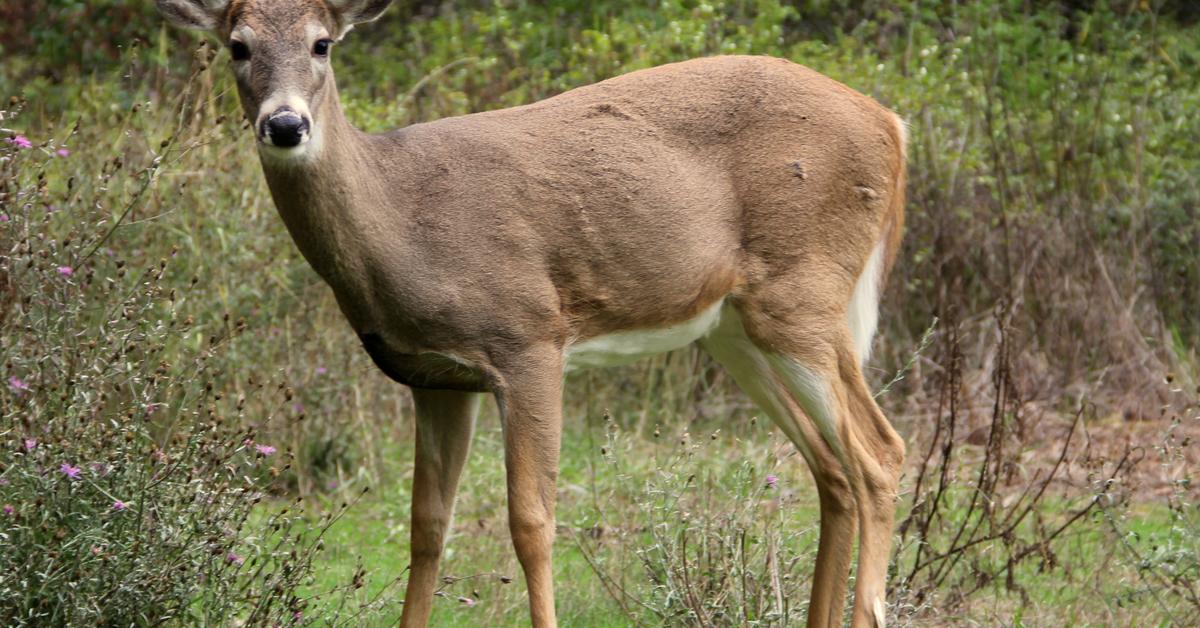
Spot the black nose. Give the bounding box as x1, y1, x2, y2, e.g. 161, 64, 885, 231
263, 109, 309, 148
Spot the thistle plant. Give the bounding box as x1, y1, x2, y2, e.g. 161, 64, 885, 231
0, 60, 339, 627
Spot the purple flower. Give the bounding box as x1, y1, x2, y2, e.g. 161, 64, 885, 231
8, 377, 30, 395
255, 444, 276, 457
145, 403, 160, 415
60, 463, 81, 479
765, 474, 778, 489
56, 148, 70, 158
23, 438, 37, 452
226, 551, 244, 565
3, 504, 13, 516
113, 500, 127, 511
293, 611, 303, 622
292, 402, 305, 414
458, 596, 476, 607
57, 266, 73, 276
0, 214, 8, 222
7, 135, 32, 149
315, 366, 327, 375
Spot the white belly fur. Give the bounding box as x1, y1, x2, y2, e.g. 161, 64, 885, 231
565, 299, 725, 370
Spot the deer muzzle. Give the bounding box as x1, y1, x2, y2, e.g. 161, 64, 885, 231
261, 107, 310, 148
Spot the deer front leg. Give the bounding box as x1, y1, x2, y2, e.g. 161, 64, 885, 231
491, 346, 564, 628
399, 388, 482, 628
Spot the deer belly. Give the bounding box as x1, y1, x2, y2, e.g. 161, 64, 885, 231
565, 300, 724, 371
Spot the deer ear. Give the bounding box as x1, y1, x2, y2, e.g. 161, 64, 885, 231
328, 0, 393, 35
156, 0, 228, 31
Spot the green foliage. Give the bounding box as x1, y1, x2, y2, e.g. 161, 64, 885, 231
0, 54, 359, 626
0, 0, 164, 81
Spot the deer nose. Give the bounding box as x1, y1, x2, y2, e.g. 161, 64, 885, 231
262, 108, 309, 148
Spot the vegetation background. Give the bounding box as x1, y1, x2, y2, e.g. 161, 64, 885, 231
1, 0, 1198, 625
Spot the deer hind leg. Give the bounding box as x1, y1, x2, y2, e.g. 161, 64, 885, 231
768, 347, 905, 628
845, 374, 905, 628
702, 304, 904, 628
701, 312, 856, 628
400, 389, 482, 628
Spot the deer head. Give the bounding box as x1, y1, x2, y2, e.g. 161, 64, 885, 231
156, 0, 391, 160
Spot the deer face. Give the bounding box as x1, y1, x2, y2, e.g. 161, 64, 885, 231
156, 0, 392, 160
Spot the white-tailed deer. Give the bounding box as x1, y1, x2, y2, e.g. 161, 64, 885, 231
157, 0, 907, 625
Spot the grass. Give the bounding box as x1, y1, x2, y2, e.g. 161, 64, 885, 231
279, 389, 1187, 626
292, 395, 826, 625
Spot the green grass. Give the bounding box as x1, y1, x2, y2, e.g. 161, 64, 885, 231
288, 399, 826, 625
277, 397, 1185, 626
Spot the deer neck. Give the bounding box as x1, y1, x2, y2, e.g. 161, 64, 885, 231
256, 81, 382, 290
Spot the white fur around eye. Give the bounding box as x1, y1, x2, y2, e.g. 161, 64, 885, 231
229, 26, 256, 75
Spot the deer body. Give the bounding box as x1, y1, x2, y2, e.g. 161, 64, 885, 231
266, 56, 900, 386
159, 1, 907, 626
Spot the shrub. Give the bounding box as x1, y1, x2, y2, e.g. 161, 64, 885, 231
0, 62, 334, 626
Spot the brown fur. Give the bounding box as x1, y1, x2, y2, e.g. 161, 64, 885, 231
157, 1, 908, 626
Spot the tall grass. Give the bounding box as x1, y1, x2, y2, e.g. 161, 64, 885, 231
0, 60, 313, 624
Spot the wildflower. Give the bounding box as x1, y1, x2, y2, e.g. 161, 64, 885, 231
226, 551, 244, 565
57, 266, 73, 276
60, 463, 82, 479
113, 500, 127, 511
7, 135, 32, 149
145, 402, 160, 415
457, 596, 476, 607
292, 402, 305, 414
8, 377, 30, 395
765, 474, 778, 489
56, 148, 70, 157
315, 366, 327, 375
0, 214, 8, 222
293, 611, 303, 622
3, 505, 13, 516
23, 438, 37, 451
255, 444, 277, 457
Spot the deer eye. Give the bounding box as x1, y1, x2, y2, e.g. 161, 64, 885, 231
312, 39, 333, 57
229, 40, 250, 61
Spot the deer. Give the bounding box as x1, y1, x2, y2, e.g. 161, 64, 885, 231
156, 0, 908, 625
